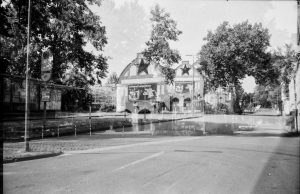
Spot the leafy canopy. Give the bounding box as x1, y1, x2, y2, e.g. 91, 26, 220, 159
272, 44, 298, 86
142, 4, 182, 84
1, 0, 108, 85
198, 21, 275, 91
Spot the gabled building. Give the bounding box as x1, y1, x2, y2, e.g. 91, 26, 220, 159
116, 53, 204, 113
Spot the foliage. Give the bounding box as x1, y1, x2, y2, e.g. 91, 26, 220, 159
204, 102, 229, 114
253, 85, 281, 108
100, 104, 115, 112
1, 0, 108, 111
61, 69, 93, 111
272, 44, 297, 89
1, 0, 108, 84
216, 103, 229, 114
142, 4, 182, 84
240, 92, 254, 110
106, 72, 119, 85
198, 21, 274, 113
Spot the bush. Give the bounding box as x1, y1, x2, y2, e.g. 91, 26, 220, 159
100, 104, 116, 112
121, 109, 131, 113
216, 103, 229, 114
204, 102, 229, 114
138, 109, 151, 114
204, 102, 214, 114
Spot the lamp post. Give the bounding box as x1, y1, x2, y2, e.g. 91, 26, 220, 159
186, 54, 196, 115
24, 0, 31, 152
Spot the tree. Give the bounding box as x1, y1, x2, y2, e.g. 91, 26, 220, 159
106, 72, 119, 86
142, 4, 182, 84
198, 21, 275, 113
240, 92, 254, 110
253, 85, 281, 109
1, 0, 108, 85
272, 44, 297, 96
1, 0, 108, 111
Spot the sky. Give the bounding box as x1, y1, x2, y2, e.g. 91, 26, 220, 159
90, 0, 298, 93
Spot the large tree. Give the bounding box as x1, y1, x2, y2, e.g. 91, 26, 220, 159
142, 4, 182, 84
198, 21, 276, 113
1, 0, 108, 110
1, 0, 108, 85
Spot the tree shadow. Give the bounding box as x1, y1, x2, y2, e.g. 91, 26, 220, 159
251, 136, 300, 193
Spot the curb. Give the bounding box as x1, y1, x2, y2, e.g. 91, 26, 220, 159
3, 152, 63, 164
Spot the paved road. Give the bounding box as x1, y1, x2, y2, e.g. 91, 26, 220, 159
3, 134, 299, 194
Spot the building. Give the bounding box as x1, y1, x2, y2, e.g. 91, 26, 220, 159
295, 61, 300, 130
1, 74, 62, 112
205, 87, 231, 108
287, 61, 300, 131
116, 53, 204, 113
91, 84, 116, 110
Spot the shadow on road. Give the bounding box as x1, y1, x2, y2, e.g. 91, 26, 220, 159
251, 136, 300, 194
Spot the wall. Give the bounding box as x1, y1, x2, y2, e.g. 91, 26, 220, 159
295, 63, 300, 130
1, 75, 62, 111
91, 85, 116, 106
40, 89, 62, 110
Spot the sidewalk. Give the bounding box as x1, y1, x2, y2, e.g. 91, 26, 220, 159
2, 131, 170, 163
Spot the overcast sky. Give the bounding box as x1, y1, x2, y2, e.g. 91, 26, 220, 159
91, 0, 297, 92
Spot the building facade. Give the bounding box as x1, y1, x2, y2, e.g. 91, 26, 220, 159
91, 84, 116, 110
116, 53, 204, 113
204, 87, 231, 108
1, 74, 62, 112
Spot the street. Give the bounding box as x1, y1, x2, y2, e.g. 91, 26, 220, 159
2, 1, 299, 194
3, 134, 299, 194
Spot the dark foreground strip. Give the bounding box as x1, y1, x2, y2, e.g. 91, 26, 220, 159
3, 152, 63, 164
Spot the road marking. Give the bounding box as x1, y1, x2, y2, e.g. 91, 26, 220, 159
114, 151, 164, 172
164, 178, 182, 193
263, 136, 281, 139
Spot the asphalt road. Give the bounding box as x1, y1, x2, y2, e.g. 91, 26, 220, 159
3, 134, 299, 194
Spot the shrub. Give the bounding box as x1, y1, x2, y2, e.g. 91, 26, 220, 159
100, 104, 116, 112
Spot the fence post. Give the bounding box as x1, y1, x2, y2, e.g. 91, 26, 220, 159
42, 125, 44, 139
72, 115, 77, 137
89, 105, 92, 136
57, 125, 60, 137
42, 101, 46, 139
123, 123, 125, 135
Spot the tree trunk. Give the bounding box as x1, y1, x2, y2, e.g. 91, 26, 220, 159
230, 84, 242, 114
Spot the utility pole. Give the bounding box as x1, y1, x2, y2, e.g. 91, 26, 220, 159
296, 0, 299, 52
24, 0, 31, 152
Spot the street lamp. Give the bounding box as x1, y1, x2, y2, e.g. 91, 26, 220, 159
186, 54, 196, 115
24, 0, 32, 152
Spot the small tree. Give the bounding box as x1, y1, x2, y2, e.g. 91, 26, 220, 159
142, 4, 182, 84
106, 72, 119, 86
